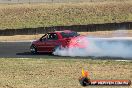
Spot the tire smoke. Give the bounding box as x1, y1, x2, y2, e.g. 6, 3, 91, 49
53, 37, 132, 58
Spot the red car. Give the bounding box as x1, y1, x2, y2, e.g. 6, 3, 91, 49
30, 30, 88, 54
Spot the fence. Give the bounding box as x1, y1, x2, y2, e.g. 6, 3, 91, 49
0, 22, 132, 36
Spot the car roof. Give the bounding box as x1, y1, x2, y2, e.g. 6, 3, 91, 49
55, 30, 74, 33
47, 30, 76, 34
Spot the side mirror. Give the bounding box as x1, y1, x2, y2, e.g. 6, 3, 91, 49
39, 38, 42, 41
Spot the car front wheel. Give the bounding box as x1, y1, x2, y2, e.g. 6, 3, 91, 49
30, 45, 37, 54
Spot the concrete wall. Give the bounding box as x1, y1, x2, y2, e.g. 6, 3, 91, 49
0, 22, 131, 36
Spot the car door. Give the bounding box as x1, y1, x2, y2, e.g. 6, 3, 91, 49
44, 33, 59, 52
37, 34, 48, 52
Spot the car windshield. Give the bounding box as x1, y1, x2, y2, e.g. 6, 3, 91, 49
61, 32, 79, 38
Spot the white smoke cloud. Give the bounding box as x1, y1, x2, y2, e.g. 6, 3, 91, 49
53, 37, 132, 58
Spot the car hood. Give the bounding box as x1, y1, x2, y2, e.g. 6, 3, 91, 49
31, 39, 40, 44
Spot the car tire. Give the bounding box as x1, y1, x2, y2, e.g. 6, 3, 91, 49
52, 45, 61, 54
30, 45, 37, 54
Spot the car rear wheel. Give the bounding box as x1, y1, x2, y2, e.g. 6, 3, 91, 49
30, 45, 37, 54
52, 45, 62, 55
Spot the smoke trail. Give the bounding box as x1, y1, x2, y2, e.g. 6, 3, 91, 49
53, 37, 132, 58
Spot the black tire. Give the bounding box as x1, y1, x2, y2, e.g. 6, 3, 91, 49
30, 45, 37, 54
79, 77, 91, 87
52, 45, 61, 55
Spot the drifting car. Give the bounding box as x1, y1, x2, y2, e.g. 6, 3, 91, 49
30, 30, 88, 54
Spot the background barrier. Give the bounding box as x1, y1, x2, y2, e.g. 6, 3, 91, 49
0, 22, 131, 36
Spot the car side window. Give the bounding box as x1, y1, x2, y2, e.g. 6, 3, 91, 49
61, 32, 79, 38
47, 33, 58, 40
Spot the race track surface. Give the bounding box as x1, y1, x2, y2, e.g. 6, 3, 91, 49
0, 41, 33, 58
0, 41, 56, 58
0, 39, 132, 60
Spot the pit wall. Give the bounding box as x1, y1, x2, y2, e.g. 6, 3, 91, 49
0, 22, 131, 36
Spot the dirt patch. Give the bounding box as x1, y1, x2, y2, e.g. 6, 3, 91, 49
0, 34, 43, 41
0, 30, 132, 41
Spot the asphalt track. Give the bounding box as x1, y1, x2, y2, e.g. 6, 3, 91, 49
0, 41, 33, 58
0, 38, 132, 60
0, 41, 53, 58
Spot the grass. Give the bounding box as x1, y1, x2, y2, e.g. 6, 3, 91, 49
0, 58, 131, 88
0, 1, 132, 29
